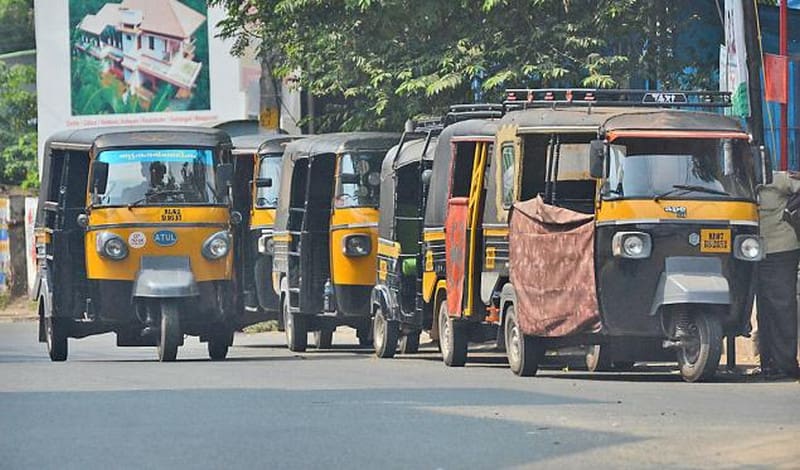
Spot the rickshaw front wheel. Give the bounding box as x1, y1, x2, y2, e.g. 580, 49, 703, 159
399, 331, 421, 354
313, 329, 334, 349
439, 299, 467, 367
45, 316, 68, 362
208, 331, 233, 361
283, 295, 307, 352
676, 312, 723, 383
504, 305, 542, 377
157, 300, 181, 362
373, 306, 398, 358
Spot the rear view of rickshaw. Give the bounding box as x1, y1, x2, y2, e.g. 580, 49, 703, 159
272, 133, 399, 351
498, 89, 770, 382
34, 126, 238, 362
230, 133, 300, 328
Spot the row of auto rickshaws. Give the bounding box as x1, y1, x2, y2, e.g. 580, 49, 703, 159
34, 88, 773, 382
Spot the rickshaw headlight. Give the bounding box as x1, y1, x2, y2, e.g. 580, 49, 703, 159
343, 234, 371, 257
734, 235, 763, 261
96, 232, 128, 260
257, 234, 274, 255
202, 231, 231, 260
612, 232, 652, 259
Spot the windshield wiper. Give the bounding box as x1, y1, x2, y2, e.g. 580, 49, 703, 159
127, 189, 187, 209
654, 184, 729, 201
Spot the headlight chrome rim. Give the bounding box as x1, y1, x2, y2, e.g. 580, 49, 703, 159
734, 235, 763, 261
202, 231, 231, 260
343, 234, 371, 257
96, 231, 129, 261
612, 231, 652, 259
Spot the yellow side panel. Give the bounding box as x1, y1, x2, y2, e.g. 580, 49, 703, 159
86, 207, 231, 282
250, 208, 276, 230
330, 207, 379, 286
422, 271, 436, 303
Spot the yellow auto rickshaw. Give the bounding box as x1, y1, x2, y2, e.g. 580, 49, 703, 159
272, 133, 399, 351
34, 126, 238, 362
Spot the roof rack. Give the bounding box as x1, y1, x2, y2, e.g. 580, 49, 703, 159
504, 88, 731, 111
444, 103, 504, 124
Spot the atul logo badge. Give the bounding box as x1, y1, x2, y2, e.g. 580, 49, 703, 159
153, 230, 178, 247
664, 206, 687, 218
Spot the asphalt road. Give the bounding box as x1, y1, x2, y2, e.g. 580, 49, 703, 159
0, 322, 797, 470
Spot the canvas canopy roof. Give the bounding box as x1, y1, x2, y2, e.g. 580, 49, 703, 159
282, 132, 400, 160
45, 126, 231, 154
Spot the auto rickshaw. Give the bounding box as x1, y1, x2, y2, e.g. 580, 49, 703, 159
491, 89, 769, 382
230, 133, 301, 327
422, 117, 504, 366
372, 126, 439, 357
34, 126, 238, 362
272, 132, 399, 351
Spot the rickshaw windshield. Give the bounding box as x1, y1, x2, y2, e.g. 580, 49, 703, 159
604, 138, 756, 201
335, 151, 383, 208
93, 148, 221, 206
255, 154, 282, 208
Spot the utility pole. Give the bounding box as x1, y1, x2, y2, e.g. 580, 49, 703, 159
779, 0, 789, 170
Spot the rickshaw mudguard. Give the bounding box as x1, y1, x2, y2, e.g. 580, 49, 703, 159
133, 256, 199, 298
371, 284, 398, 320
649, 257, 730, 316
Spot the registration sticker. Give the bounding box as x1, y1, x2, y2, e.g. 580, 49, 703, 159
700, 229, 731, 253
128, 231, 146, 249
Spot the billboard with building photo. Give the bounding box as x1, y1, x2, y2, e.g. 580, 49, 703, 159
35, 0, 302, 166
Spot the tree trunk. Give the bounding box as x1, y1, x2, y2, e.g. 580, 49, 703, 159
259, 49, 280, 131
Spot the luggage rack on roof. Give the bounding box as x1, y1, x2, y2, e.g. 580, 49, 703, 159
504, 88, 732, 111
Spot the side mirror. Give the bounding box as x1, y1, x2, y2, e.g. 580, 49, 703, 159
230, 211, 243, 225
589, 140, 606, 179
91, 161, 109, 195
421, 169, 433, 186
255, 177, 273, 188
76, 213, 89, 228
340, 173, 359, 185
216, 163, 233, 190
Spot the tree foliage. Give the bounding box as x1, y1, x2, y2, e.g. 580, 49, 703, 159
0, 62, 37, 188
200, 1, 722, 131
0, 0, 35, 54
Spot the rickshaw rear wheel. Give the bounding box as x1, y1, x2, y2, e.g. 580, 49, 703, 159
585, 344, 611, 372
313, 329, 334, 349
399, 331, 421, 354
676, 312, 723, 383
45, 316, 68, 362
157, 301, 181, 362
439, 299, 467, 367
208, 331, 232, 361
504, 305, 542, 376
373, 306, 398, 358
283, 295, 307, 352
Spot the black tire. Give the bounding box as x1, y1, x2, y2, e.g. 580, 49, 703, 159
399, 331, 421, 354
504, 305, 543, 377
357, 325, 373, 347
438, 298, 467, 367
158, 300, 181, 362
283, 295, 307, 352
45, 316, 68, 362
313, 329, 334, 349
677, 312, 723, 383
373, 306, 398, 358
585, 344, 612, 372
208, 331, 232, 361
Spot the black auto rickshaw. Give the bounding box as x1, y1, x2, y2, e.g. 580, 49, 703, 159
34, 126, 238, 362
421, 117, 504, 366
492, 89, 769, 382
372, 125, 439, 357
272, 132, 399, 351
230, 133, 301, 327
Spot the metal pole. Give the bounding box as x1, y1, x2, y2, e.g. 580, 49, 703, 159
743, 0, 765, 146
780, 0, 789, 171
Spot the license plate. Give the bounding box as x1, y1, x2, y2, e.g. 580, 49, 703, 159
700, 229, 731, 253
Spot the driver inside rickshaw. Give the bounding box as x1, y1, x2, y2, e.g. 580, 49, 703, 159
335, 152, 383, 208
121, 161, 169, 202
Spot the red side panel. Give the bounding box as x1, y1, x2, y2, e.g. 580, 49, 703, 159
445, 197, 469, 317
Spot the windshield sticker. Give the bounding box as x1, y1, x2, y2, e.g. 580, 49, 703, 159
98, 149, 213, 164
128, 231, 146, 249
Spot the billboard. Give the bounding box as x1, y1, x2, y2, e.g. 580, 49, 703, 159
34, 0, 302, 165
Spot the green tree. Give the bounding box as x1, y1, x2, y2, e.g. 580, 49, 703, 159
0, 0, 35, 54
0, 62, 37, 187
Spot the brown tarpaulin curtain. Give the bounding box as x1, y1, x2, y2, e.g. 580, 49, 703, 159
509, 196, 601, 337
